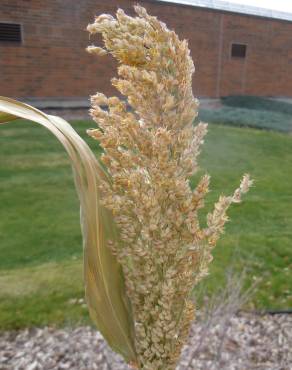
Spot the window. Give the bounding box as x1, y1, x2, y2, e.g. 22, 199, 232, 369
231, 43, 247, 58
0, 23, 22, 43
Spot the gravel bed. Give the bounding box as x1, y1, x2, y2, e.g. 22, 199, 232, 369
0, 313, 291, 370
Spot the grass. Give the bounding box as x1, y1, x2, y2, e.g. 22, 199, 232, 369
0, 118, 291, 329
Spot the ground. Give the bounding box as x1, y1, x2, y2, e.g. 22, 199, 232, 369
1, 313, 291, 369
0, 96, 292, 330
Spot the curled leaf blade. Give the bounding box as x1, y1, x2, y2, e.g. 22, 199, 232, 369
0, 96, 137, 364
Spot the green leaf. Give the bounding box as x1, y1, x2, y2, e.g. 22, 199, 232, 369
0, 96, 137, 364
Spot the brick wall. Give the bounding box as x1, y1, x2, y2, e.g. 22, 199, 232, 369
1, 0, 292, 99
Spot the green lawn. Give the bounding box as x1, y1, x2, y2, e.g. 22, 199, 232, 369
0, 119, 291, 329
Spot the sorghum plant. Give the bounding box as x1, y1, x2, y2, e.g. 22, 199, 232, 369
0, 5, 251, 370
86, 5, 251, 369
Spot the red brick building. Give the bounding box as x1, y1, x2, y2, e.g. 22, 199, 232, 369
1, 0, 292, 103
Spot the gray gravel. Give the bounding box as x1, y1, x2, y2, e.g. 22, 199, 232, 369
0, 313, 291, 370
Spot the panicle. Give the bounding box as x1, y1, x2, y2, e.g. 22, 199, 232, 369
87, 5, 251, 370
86, 45, 107, 56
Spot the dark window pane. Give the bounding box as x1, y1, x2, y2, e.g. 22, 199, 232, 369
0, 23, 22, 43
231, 43, 247, 58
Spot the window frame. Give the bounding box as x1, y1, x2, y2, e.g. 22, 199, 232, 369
230, 43, 247, 59
0, 22, 23, 45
